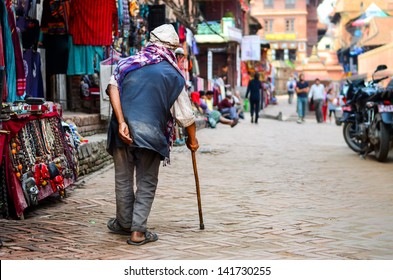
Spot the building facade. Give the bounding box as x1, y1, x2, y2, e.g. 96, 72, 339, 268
194, 0, 245, 90
330, 0, 393, 75
250, 0, 309, 62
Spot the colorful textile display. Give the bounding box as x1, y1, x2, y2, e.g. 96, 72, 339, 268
68, 0, 118, 46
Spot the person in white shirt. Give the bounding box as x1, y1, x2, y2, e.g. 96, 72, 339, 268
308, 78, 325, 123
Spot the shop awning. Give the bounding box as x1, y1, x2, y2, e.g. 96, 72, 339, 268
195, 26, 242, 44
195, 34, 227, 43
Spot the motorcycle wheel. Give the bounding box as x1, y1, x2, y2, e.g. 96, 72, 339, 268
374, 118, 390, 162
343, 122, 368, 153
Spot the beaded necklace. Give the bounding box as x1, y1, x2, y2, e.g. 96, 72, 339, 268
29, 120, 48, 158
40, 118, 56, 156
20, 124, 37, 168
49, 117, 65, 157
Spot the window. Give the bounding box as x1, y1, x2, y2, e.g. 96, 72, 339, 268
289, 49, 297, 61
264, 19, 274, 33
275, 50, 284, 60
264, 0, 274, 8
285, 19, 295, 32
285, 0, 296, 8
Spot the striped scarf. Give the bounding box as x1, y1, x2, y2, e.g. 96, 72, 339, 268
113, 43, 183, 94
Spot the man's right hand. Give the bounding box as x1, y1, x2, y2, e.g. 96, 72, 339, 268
185, 122, 199, 151
118, 122, 132, 145
186, 137, 199, 151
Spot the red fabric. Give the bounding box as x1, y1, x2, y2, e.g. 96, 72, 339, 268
6, 0, 26, 96
323, 105, 327, 122
178, 25, 186, 43
68, 0, 118, 46
218, 98, 235, 110
191, 91, 200, 105
213, 87, 221, 107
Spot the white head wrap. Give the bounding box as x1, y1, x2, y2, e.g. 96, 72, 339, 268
149, 24, 179, 50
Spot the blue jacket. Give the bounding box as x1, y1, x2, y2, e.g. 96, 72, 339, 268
107, 61, 185, 159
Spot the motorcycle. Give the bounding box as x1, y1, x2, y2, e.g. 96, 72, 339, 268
340, 65, 393, 162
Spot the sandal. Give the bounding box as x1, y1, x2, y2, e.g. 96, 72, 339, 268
126, 231, 158, 246
107, 218, 132, 235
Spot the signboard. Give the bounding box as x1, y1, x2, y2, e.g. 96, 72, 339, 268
265, 33, 297, 41
241, 35, 261, 61
227, 26, 242, 43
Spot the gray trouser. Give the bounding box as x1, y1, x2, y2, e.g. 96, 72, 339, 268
314, 99, 324, 123
112, 147, 161, 233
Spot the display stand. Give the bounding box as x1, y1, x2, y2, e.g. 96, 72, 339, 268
0, 102, 79, 218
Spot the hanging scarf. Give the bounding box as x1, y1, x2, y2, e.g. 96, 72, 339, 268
113, 43, 185, 166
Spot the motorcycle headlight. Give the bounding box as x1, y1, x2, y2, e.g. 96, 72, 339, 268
366, 101, 375, 108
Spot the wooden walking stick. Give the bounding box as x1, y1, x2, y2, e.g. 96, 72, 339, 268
191, 150, 204, 230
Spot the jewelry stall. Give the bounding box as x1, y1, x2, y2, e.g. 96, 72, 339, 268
0, 100, 79, 219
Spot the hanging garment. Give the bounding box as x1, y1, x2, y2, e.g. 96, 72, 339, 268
67, 36, 104, 75
28, 0, 37, 18
6, 0, 26, 97
0, 21, 9, 101
16, 17, 40, 50
117, 0, 123, 27
40, 0, 69, 35
122, 0, 130, 38
15, 0, 30, 16
186, 28, 193, 47
43, 34, 69, 75
192, 56, 200, 76
178, 25, 186, 43
68, 0, 118, 46
1, 0, 16, 102
23, 49, 44, 98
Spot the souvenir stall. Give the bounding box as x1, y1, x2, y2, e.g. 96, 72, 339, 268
0, 0, 80, 219
0, 101, 80, 219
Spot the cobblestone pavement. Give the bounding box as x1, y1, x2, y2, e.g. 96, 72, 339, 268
1, 97, 393, 260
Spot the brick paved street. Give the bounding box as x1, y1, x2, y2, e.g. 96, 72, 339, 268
1, 98, 393, 260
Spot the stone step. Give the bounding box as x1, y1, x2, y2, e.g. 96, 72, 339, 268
77, 133, 113, 178
62, 112, 108, 137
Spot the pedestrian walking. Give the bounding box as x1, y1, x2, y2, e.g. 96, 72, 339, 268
326, 88, 338, 123
286, 75, 296, 104
308, 78, 325, 123
245, 72, 263, 124
105, 24, 199, 246
295, 73, 309, 123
